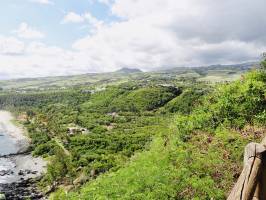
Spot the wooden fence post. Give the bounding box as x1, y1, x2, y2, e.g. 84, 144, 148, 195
227, 142, 266, 200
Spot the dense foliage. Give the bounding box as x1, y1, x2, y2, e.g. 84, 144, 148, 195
51, 69, 265, 200
0, 84, 182, 191
110, 86, 181, 112
164, 86, 208, 114
0, 64, 265, 199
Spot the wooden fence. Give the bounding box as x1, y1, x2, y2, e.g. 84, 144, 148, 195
228, 139, 266, 200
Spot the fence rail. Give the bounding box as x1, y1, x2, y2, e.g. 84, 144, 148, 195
228, 139, 266, 200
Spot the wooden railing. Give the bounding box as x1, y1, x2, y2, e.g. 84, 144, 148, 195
228, 139, 266, 200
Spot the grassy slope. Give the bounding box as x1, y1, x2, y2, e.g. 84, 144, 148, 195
51, 70, 266, 200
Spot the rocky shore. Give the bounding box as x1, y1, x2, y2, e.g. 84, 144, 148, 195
0, 111, 47, 200
0, 177, 44, 200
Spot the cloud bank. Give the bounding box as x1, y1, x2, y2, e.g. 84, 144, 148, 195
1, 0, 266, 79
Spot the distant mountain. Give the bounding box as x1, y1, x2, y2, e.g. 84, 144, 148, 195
115, 68, 142, 74
160, 62, 259, 73
161, 62, 259, 72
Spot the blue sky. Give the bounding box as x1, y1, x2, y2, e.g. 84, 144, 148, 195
0, 0, 114, 48
0, 0, 265, 79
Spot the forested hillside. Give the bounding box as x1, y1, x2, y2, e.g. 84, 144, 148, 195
0, 61, 265, 199
61, 67, 265, 200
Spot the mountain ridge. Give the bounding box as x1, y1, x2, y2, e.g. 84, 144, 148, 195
0, 62, 259, 90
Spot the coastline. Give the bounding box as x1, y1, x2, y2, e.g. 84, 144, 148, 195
0, 110, 47, 199
0, 111, 28, 142
0, 110, 30, 154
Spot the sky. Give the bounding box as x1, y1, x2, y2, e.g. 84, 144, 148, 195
0, 0, 266, 79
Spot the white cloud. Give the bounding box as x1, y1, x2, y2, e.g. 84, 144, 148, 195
0, 41, 90, 79
84, 13, 104, 31
29, 0, 54, 5
0, 36, 25, 55
62, 12, 104, 31
13, 23, 45, 39
98, 0, 112, 5
72, 0, 266, 71
1, 0, 266, 79
61, 12, 85, 24
89, 0, 112, 5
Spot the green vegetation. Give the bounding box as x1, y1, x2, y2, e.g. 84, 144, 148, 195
0, 82, 182, 192
0, 62, 255, 91
110, 86, 180, 112
0, 60, 264, 199
164, 86, 208, 114
58, 69, 264, 200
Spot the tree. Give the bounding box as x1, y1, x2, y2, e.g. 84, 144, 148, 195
46, 148, 74, 185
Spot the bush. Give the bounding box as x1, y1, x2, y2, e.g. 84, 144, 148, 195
165, 87, 207, 114
33, 140, 59, 157
110, 86, 180, 112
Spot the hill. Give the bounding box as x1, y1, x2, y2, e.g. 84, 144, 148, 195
0, 62, 257, 91
115, 67, 142, 74
53, 66, 265, 199
0, 60, 264, 199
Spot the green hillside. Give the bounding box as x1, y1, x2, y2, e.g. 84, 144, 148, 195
0, 61, 264, 199
47, 68, 265, 200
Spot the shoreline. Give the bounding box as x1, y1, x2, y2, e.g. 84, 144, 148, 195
0, 110, 47, 199
0, 110, 30, 155
0, 111, 29, 142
